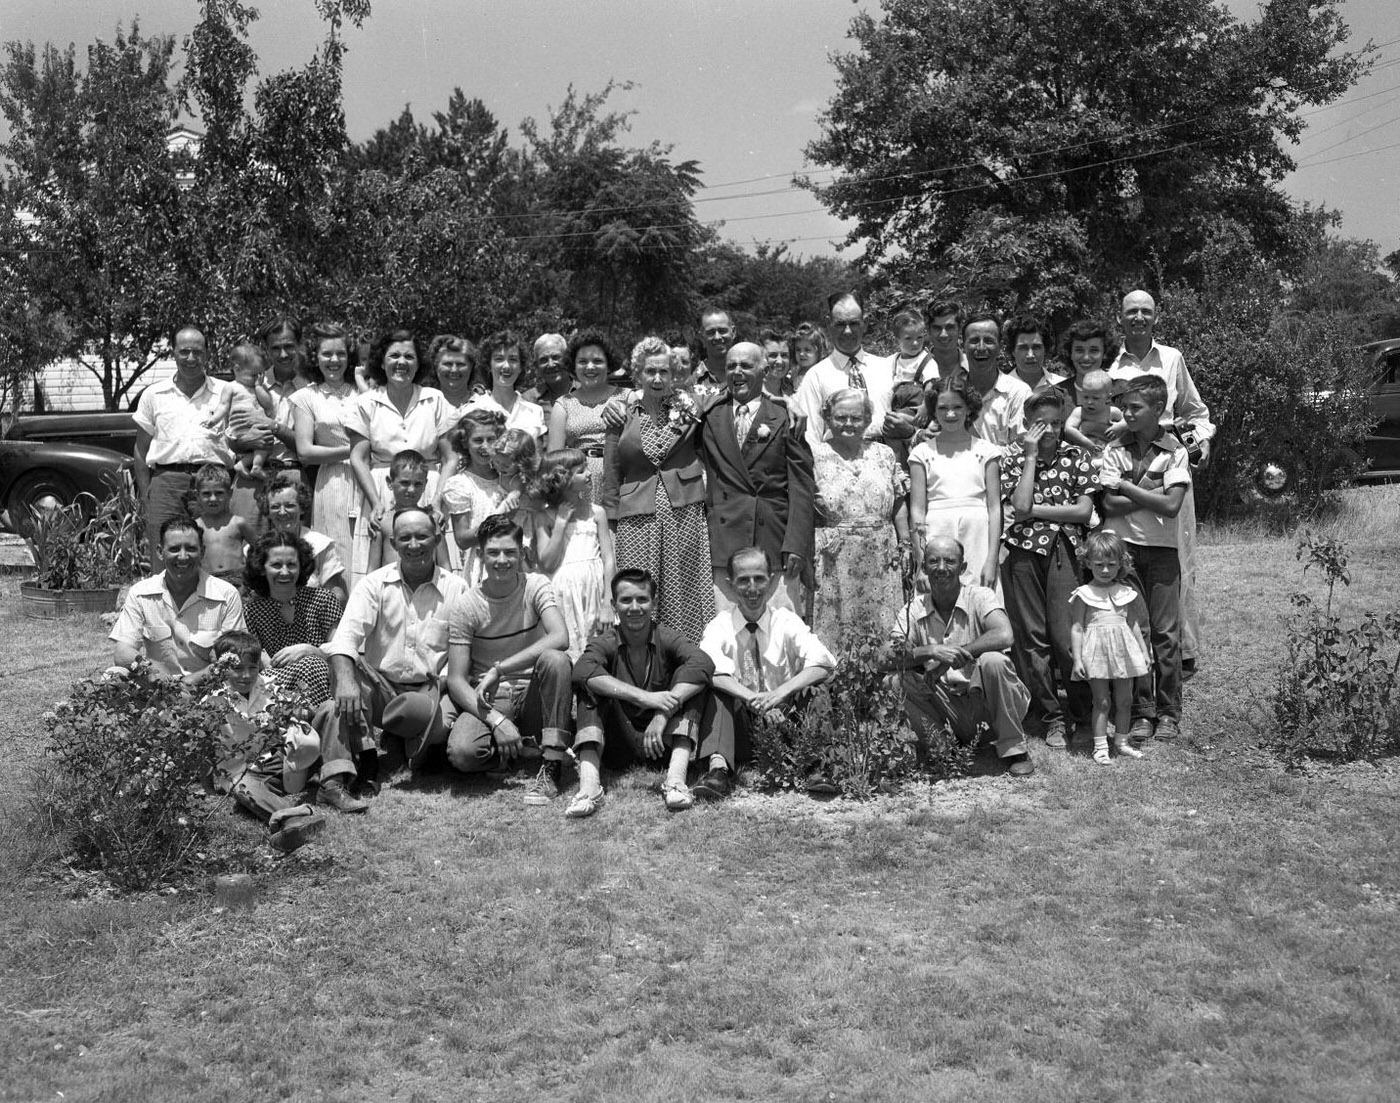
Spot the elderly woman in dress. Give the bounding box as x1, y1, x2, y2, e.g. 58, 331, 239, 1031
603, 336, 716, 642
548, 330, 625, 503
463, 330, 547, 443
289, 321, 361, 571
810, 387, 910, 649
345, 328, 459, 585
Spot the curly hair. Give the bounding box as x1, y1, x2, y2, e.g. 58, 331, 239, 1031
365, 329, 431, 386
1076, 530, 1134, 583
428, 334, 481, 387
302, 321, 359, 384
933, 375, 983, 429
448, 406, 506, 457
1060, 318, 1120, 368
792, 321, 830, 363
243, 530, 315, 597
628, 335, 675, 383
567, 330, 622, 381
257, 471, 313, 527
821, 386, 873, 426
528, 448, 587, 508
478, 331, 529, 391
492, 428, 540, 480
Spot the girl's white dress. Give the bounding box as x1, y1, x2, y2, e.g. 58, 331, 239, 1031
549, 515, 606, 659
1069, 582, 1150, 680
908, 435, 1000, 583
440, 470, 504, 581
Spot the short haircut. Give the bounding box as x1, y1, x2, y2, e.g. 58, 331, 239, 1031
821, 386, 874, 425
303, 321, 359, 383
194, 463, 232, 491
258, 470, 313, 523
934, 375, 984, 427
172, 324, 207, 348
392, 505, 441, 535
256, 313, 302, 347
962, 311, 1001, 338
159, 515, 204, 547
1025, 387, 1068, 417
629, 335, 675, 380
727, 545, 773, 577
610, 567, 655, 600
1078, 369, 1113, 393
698, 305, 733, 327
566, 330, 622, 380
927, 299, 964, 326
448, 407, 506, 455
476, 512, 524, 549
891, 306, 926, 332
826, 290, 864, 315
429, 334, 477, 373
366, 329, 430, 386
1006, 313, 1047, 345
228, 342, 267, 375
213, 630, 263, 665
388, 449, 430, 479
1121, 373, 1168, 411
243, 530, 315, 596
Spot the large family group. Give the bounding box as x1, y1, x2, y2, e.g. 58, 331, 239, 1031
105, 287, 1211, 846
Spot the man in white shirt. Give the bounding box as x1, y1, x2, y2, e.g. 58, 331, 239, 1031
322, 506, 471, 806
693, 547, 837, 801
923, 299, 969, 386
133, 325, 235, 561
959, 313, 1031, 452
793, 291, 907, 449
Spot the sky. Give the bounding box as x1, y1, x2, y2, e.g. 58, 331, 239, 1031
2, 0, 1397, 261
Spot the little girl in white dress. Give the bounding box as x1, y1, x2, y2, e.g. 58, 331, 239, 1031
530, 448, 615, 658
1070, 531, 1150, 765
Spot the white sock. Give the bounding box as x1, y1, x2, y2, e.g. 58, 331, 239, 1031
708, 754, 727, 772
577, 757, 602, 793
666, 745, 692, 788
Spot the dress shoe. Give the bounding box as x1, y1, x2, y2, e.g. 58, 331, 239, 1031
691, 766, 732, 801
1004, 754, 1035, 777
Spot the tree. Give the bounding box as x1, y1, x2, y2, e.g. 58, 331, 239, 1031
0, 25, 197, 409
803, 0, 1371, 321
692, 241, 862, 333
1287, 234, 1398, 342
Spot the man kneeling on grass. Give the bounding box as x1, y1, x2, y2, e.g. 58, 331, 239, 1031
889, 536, 1035, 777
443, 514, 575, 804
693, 546, 837, 800
569, 569, 714, 816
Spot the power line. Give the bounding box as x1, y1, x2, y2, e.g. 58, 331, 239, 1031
1303, 111, 1400, 159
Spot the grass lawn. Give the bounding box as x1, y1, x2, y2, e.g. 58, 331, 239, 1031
3, 490, 1399, 1102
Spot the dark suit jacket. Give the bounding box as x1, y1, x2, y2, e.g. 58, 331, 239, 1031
699, 390, 816, 572
601, 406, 707, 521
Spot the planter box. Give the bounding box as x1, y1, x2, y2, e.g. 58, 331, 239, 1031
20, 581, 121, 618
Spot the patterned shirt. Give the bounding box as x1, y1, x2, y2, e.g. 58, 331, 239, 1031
999, 442, 1096, 555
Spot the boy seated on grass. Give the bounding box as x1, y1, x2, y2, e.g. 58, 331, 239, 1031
192, 463, 260, 586
206, 630, 329, 853
367, 450, 452, 572
1098, 374, 1190, 743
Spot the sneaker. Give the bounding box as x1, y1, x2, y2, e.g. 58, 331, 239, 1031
316, 778, 370, 814
523, 760, 563, 806
691, 767, 732, 801
1154, 717, 1181, 741
662, 781, 695, 812
1044, 721, 1067, 750
1127, 718, 1155, 744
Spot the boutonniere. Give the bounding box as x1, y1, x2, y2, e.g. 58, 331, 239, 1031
662, 389, 699, 430
754, 423, 772, 441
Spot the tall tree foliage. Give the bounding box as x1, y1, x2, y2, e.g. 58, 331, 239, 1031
804, 0, 1370, 320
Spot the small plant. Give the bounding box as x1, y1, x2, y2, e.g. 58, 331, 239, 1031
38, 657, 303, 890
749, 632, 972, 798
1269, 533, 1400, 766
24, 473, 147, 590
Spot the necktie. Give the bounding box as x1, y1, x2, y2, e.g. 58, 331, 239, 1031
846, 354, 867, 392
735, 402, 751, 446
744, 621, 767, 691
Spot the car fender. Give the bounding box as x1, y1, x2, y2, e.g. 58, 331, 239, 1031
0, 439, 133, 503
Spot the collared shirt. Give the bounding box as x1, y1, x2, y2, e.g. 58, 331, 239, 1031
793, 349, 895, 448
1109, 341, 1215, 441
700, 606, 835, 692
325, 563, 470, 683
573, 623, 714, 725
1100, 431, 1192, 548
890, 584, 1006, 688
732, 395, 762, 443
345, 386, 456, 466
133, 376, 236, 467
973, 372, 1032, 453
999, 442, 1096, 556
108, 571, 247, 677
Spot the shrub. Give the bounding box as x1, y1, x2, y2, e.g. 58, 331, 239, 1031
748, 632, 973, 798
1270, 534, 1400, 766
39, 657, 301, 890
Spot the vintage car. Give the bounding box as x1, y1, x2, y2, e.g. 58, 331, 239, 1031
0, 414, 135, 531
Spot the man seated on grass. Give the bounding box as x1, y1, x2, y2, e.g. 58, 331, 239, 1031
322, 506, 470, 809
694, 546, 837, 801
569, 569, 714, 817
889, 536, 1035, 777
110, 517, 247, 683
443, 514, 574, 805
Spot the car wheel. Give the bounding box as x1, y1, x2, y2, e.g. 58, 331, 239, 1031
1253, 457, 1294, 498
5, 469, 80, 528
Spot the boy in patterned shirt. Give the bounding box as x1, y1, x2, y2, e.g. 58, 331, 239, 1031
999, 389, 1096, 748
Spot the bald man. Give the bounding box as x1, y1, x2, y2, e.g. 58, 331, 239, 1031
698, 341, 816, 609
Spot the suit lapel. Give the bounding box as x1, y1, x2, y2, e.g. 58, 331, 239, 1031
741, 395, 783, 462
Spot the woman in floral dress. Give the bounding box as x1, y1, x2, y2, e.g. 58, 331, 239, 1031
547, 330, 624, 502
811, 388, 910, 650
602, 336, 715, 642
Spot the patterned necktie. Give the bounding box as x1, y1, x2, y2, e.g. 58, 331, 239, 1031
735, 402, 751, 446
744, 620, 767, 691
846, 353, 867, 392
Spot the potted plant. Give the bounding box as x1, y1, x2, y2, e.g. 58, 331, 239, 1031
20, 473, 148, 617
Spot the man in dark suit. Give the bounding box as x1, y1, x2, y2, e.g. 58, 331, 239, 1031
700, 341, 817, 612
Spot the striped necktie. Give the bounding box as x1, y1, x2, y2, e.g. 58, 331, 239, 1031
846, 353, 867, 392
743, 620, 767, 691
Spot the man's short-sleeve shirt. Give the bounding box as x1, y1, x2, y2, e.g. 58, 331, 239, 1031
973, 372, 1032, 453
890, 584, 1006, 688
108, 571, 247, 677
325, 564, 469, 683
999, 443, 1096, 555
1100, 433, 1192, 549
448, 573, 559, 690
134, 377, 236, 467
